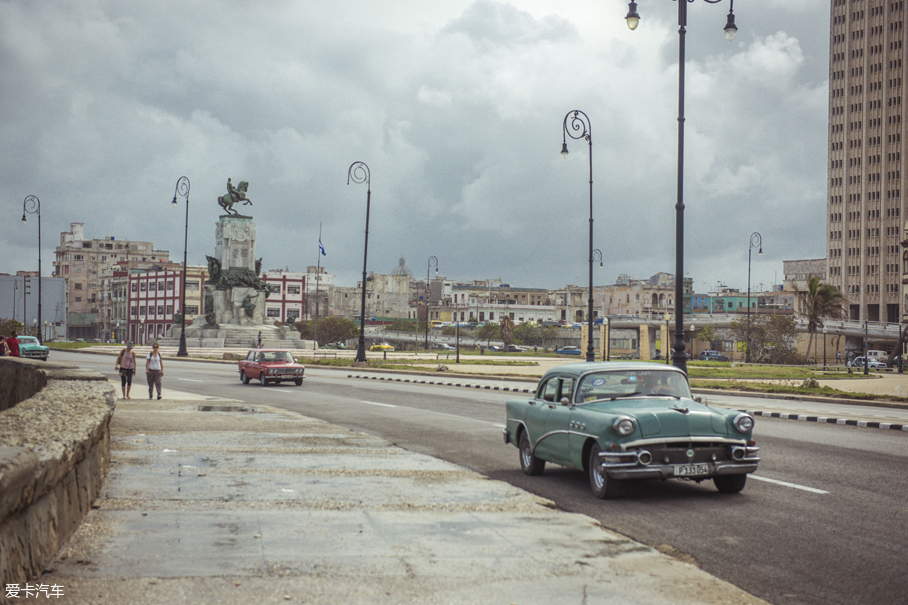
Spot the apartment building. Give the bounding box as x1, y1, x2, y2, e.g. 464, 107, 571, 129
262, 270, 306, 325
127, 267, 206, 345
827, 0, 907, 322
53, 222, 171, 339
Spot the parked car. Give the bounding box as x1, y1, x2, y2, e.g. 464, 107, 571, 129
507, 345, 528, 352
433, 343, 455, 351
503, 362, 760, 498
16, 336, 49, 361
322, 341, 346, 349
238, 349, 305, 386
700, 351, 730, 362
481, 345, 503, 352
848, 356, 886, 369
555, 346, 582, 355
370, 342, 395, 352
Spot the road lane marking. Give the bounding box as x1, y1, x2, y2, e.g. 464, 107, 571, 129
749, 475, 829, 494
178, 378, 204, 382
362, 400, 396, 408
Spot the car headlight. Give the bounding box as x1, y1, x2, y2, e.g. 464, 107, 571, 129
613, 416, 636, 437
733, 413, 754, 433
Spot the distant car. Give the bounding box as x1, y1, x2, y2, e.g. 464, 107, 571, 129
507, 345, 528, 352
482, 345, 503, 352
370, 342, 395, 352
433, 343, 455, 350
238, 349, 305, 386
503, 362, 760, 498
700, 351, 730, 362
16, 336, 49, 361
322, 341, 346, 349
848, 356, 886, 369
555, 346, 583, 355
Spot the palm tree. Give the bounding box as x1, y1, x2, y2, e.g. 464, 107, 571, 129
500, 316, 515, 351
797, 276, 847, 361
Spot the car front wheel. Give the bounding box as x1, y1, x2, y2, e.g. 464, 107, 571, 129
519, 431, 545, 476
295, 378, 303, 386
240, 371, 250, 385
259, 373, 267, 386
588, 443, 622, 499
714, 474, 747, 494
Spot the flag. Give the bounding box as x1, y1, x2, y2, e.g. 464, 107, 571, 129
319, 236, 326, 256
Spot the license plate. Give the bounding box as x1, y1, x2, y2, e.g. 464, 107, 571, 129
675, 464, 709, 477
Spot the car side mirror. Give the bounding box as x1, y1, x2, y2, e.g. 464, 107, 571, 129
560, 397, 571, 407
694, 396, 707, 405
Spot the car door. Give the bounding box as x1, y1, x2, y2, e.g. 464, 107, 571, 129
543, 377, 577, 466
524, 376, 562, 462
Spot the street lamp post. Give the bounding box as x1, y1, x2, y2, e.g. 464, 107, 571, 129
823, 326, 828, 370
170, 176, 190, 357
863, 320, 869, 376
746, 231, 762, 363
561, 109, 596, 362
627, 0, 738, 374
348, 161, 371, 363
425, 256, 438, 350
21, 195, 42, 344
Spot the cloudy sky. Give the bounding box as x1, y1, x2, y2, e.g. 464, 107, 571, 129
2, 0, 830, 294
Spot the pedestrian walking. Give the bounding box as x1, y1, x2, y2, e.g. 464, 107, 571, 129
146, 342, 164, 400
115, 343, 137, 399
6, 331, 20, 357
257, 331, 262, 348
836, 351, 841, 365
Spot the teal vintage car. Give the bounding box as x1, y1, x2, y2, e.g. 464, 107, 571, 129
16, 336, 49, 361
503, 361, 759, 498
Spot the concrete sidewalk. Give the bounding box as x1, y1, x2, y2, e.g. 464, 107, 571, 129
43, 387, 769, 605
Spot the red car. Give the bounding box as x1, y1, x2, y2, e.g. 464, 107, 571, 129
238, 349, 305, 386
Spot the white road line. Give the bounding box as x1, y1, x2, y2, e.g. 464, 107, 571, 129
361, 400, 396, 408
178, 378, 204, 382
749, 475, 829, 494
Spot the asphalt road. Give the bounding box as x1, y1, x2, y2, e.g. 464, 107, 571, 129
56, 351, 908, 605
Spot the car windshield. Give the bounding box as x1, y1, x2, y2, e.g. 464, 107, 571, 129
575, 370, 691, 403
260, 351, 294, 363
18, 337, 38, 345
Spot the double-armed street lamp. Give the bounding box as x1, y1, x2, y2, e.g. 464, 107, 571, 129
746, 231, 762, 362
171, 176, 191, 357
626, 0, 738, 374
21, 195, 42, 344
425, 256, 438, 350
561, 109, 596, 362
348, 161, 371, 363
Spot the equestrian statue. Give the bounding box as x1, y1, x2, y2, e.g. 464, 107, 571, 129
218, 178, 253, 215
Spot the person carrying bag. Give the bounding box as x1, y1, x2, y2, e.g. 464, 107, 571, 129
115, 343, 137, 399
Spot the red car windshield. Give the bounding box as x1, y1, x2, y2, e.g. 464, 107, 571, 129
260, 352, 295, 363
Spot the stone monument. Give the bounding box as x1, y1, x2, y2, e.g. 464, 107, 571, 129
173, 179, 306, 348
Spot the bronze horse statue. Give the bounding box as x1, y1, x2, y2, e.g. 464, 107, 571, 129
218, 179, 252, 215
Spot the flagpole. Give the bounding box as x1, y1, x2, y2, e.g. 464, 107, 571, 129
314, 223, 322, 345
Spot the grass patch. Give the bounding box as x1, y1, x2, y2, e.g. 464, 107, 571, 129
688, 365, 875, 381
46, 342, 105, 350
692, 379, 908, 403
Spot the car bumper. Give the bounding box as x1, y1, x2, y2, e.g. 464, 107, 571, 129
597, 441, 760, 480
20, 351, 49, 360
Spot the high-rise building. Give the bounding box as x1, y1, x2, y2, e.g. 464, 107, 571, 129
827, 0, 906, 323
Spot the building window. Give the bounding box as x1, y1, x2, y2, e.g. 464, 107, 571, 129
166, 305, 173, 315
267, 308, 281, 318
186, 281, 199, 291
149, 282, 156, 292
140, 283, 146, 292
288, 285, 301, 295
185, 306, 199, 315
167, 280, 174, 291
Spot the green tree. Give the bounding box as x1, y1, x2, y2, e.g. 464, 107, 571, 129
500, 316, 515, 350
476, 322, 499, 346
295, 317, 358, 346
387, 319, 418, 333
0, 319, 25, 338
695, 325, 718, 350
797, 276, 847, 360
730, 315, 800, 364
513, 321, 540, 347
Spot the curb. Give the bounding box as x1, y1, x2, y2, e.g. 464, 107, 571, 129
345, 373, 908, 432
743, 410, 908, 431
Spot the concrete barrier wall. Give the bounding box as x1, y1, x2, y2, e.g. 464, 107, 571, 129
0, 358, 115, 600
